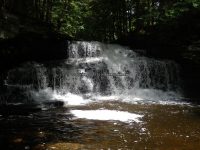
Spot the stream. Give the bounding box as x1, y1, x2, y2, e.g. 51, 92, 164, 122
0, 41, 200, 149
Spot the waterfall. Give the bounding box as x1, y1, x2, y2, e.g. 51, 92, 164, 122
4, 41, 182, 105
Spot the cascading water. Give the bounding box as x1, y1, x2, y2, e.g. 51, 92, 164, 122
3, 42, 200, 150
4, 41, 183, 105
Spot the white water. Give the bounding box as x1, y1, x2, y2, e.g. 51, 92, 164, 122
5, 41, 183, 105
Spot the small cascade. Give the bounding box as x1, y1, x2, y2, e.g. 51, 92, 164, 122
4, 41, 183, 105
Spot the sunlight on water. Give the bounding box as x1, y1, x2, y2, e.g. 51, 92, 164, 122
71, 110, 143, 123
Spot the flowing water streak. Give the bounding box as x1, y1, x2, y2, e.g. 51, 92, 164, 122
5, 41, 183, 105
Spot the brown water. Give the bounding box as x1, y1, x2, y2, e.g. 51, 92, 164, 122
0, 102, 200, 150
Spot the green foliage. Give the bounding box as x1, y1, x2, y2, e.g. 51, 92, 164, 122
1, 0, 200, 40
51, 0, 90, 37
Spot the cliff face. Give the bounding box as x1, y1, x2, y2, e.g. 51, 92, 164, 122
0, 10, 72, 69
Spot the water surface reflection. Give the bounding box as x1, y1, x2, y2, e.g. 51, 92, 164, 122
0, 102, 200, 149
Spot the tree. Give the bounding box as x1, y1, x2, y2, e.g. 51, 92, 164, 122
1, 0, 200, 41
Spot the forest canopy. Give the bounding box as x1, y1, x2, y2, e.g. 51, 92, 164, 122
0, 0, 200, 42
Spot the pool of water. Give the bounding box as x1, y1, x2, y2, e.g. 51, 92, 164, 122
0, 101, 200, 150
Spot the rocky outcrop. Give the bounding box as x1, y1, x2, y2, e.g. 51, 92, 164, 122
179, 40, 200, 101
0, 11, 20, 39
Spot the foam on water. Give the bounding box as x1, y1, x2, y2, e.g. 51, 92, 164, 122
30, 88, 91, 106
29, 89, 185, 107
71, 110, 143, 123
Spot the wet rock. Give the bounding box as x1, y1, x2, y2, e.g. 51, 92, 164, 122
43, 101, 64, 108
